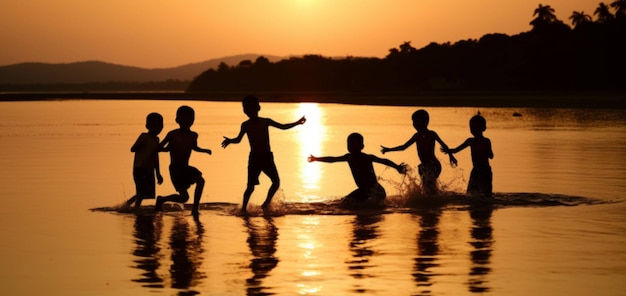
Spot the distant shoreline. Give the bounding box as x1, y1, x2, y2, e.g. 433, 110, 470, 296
1, 91, 624, 109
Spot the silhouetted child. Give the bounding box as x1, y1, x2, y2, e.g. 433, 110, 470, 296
381, 109, 455, 195
156, 106, 212, 215
221, 95, 306, 213
309, 133, 407, 206
125, 112, 164, 208
443, 114, 494, 198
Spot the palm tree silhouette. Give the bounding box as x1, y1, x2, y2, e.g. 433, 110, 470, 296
534, 4, 557, 21
611, 0, 626, 17
595, 2, 615, 23
530, 4, 558, 30
569, 11, 593, 28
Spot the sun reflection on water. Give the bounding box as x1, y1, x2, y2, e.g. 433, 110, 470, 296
297, 283, 322, 295
295, 103, 327, 202
296, 216, 323, 294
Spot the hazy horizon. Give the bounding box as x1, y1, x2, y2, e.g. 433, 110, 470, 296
0, 53, 285, 69
2, 0, 600, 68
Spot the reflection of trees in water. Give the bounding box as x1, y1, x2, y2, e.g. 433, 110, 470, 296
131, 214, 164, 288
169, 215, 205, 290
413, 209, 441, 295
245, 216, 279, 296
346, 214, 383, 293
467, 205, 494, 293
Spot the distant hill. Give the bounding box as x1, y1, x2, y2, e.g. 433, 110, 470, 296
0, 54, 284, 84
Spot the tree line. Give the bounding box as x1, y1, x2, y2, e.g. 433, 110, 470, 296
188, 2, 625, 93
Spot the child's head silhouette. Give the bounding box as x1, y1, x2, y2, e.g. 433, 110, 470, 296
347, 132, 364, 153
469, 114, 487, 136
176, 105, 195, 129
411, 109, 430, 131
242, 95, 261, 117
146, 112, 163, 134
470, 114, 486, 130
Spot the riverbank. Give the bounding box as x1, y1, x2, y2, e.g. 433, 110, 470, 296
1, 91, 624, 108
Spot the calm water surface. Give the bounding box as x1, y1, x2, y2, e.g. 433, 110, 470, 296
0, 99, 625, 296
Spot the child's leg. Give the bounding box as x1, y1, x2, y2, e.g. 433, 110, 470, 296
192, 177, 205, 215
477, 168, 493, 198
371, 183, 386, 201
134, 197, 143, 208
423, 178, 439, 196
160, 192, 190, 203
419, 162, 441, 196
467, 170, 479, 196
132, 168, 154, 208
341, 188, 362, 207
242, 185, 255, 213
261, 162, 281, 208
155, 191, 190, 211
244, 157, 264, 213
263, 176, 280, 208
419, 173, 438, 196
125, 195, 137, 207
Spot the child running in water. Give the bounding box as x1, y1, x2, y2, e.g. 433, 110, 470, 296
381, 109, 456, 195
125, 112, 164, 209
156, 106, 212, 216
443, 114, 494, 198
309, 132, 407, 206
221, 95, 306, 213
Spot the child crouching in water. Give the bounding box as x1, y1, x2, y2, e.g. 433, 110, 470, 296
309, 133, 407, 207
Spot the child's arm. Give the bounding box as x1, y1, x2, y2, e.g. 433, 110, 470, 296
308, 154, 347, 163
130, 134, 144, 152
192, 133, 212, 155
370, 155, 407, 174
434, 132, 458, 167
381, 135, 416, 154
269, 116, 306, 130
222, 123, 246, 148
444, 139, 471, 154
155, 154, 163, 185
158, 132, 171, 152
441, 139, 467, 168
433, 132, 450, 151
193, 146, 212, 155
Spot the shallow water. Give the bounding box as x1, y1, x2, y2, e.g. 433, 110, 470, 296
0, 99, 625, 295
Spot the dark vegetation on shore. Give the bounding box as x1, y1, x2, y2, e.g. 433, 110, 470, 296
1, 2, 625, 109
188, 3, 625, 94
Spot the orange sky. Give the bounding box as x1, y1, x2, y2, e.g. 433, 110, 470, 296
1, 0, 602, 68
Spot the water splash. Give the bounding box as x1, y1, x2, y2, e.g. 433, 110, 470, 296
91, 192, 615, 216
92, 169, 617, 216
378, 165, 469, 209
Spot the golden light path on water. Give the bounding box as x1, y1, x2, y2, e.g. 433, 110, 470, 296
285, 104, 329, 294
295, 103, 327, 202
296, 216, 323, 295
